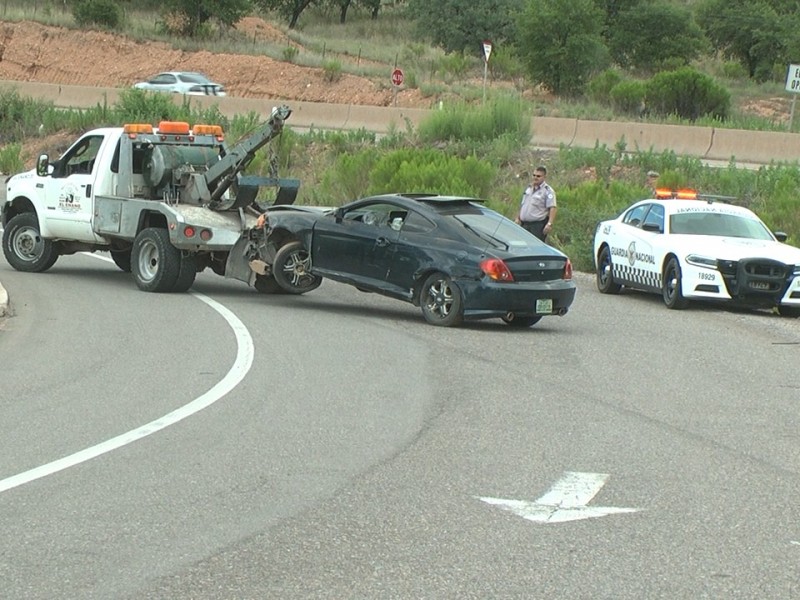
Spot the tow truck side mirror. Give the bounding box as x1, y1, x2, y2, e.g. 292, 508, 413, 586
36, 154, 50, 177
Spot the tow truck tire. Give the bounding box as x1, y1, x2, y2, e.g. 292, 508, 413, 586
2, 212, 59, 273
131, 228, 181, 293
173, 253, 198, 293
110, 249, 132, 272
272, 241, 322, 294
596, 246, 622, 294
254, 274, 283, 294
419, 271, 464, 327
662, 256, 689, 310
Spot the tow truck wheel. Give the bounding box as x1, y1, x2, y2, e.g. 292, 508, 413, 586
662, 256, 689, 309
419, 272, 464, 327
272, 241, 322, 294
110, 249, 132, 272
2, 212, 59, 273
131, 228, 181, 293
173, 253, 197, 293
596, 246, 621, 294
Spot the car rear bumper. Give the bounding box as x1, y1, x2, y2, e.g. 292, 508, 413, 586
457, 278, 577, 320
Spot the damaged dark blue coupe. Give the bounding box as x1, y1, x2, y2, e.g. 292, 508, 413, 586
253, 193, 576, 328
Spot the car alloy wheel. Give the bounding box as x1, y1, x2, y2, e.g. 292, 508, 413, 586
420, 272, 463, 327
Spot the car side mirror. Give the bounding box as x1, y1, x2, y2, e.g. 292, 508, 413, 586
333, 207, 344, 222
36, 153, 50, 177
774, 231, 788, 242
642, 222, 662, 233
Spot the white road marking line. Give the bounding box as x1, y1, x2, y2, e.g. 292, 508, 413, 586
479, 471, 639, 524
0, 287, 254, 494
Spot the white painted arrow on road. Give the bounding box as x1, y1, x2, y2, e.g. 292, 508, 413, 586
478, 471, 639, 524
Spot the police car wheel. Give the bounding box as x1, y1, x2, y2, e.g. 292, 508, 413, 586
777, 305, 800, 318
662, 257, 689, 310
596, 246, 621, 294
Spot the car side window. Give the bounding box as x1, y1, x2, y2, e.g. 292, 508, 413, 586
57, 135, 104, 177
402, 211, 436, 234
642, 203, 664, 233
623, 204, 649, 228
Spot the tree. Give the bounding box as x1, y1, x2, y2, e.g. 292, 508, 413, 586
162, 0, 253, 36
255, 0, 317, 28
517, 0, 610, 96
326, 0, 381, 23
406, 0, 523, 55
696, 0, 786, 81
608, 3, 708, 72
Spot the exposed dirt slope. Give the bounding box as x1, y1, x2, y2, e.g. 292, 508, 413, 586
0, 18, 426, 107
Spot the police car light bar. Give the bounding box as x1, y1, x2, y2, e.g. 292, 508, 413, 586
654, 188, 697, 199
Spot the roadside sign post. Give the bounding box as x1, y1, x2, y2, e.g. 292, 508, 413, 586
482, 40, 492, 103
391, 67, 404, 107
784, 63, 800, 131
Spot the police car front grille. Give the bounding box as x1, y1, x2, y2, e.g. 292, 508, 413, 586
743, 262, 789, 278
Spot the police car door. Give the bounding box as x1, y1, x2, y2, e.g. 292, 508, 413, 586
614, 203, 661, 291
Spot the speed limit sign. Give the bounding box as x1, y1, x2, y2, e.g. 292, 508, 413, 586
391, 68, 404, 87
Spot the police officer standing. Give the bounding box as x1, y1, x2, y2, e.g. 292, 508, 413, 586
515, 165, 557, 243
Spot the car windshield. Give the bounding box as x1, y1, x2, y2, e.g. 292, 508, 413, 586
669, 212, 773, 239
454, 209, 544, 249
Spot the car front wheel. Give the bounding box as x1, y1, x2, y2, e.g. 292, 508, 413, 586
596, 246, 621, 294
662, 257, 689, 309
272, 241, 322, 295
420, 272, 463, 327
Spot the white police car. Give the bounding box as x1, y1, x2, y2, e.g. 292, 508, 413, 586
593, 189, 800, 316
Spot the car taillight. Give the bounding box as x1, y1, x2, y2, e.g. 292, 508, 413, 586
563, 258, 573, 280
480, 258, 514, 282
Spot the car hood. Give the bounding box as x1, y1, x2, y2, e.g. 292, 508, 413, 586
678, 235, 800, 264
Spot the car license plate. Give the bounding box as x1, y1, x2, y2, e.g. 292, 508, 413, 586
750, 281, 770, 290
536, 298, 553, 314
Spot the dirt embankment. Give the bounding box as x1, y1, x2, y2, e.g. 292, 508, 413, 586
0, 17, 428, 108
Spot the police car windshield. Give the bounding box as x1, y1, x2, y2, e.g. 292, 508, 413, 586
670, 212, 773, 240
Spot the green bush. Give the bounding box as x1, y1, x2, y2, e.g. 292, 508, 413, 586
72, 0, 121, 29
0, 143, 23, 175
587, 69, 623, 105
282, 46, 299, 63
645, 67, 730, 121
609, 80, 646, 116
322, 60, 342, 82
368, 148, 495, 197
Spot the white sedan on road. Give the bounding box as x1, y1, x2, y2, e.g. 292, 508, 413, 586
593, 190, 800, 316
133, 71, 226, 96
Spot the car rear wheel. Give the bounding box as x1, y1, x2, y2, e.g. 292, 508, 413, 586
272, 240, 322, 295
2, 212, 59, 273
420, 272, 463, 327
501, 313, 543, 328
596, 246, 621, 294
662, 257, 689, 309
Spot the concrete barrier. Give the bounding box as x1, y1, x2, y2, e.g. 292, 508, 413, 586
2, 80, 800, 165
707, 128, 800, 164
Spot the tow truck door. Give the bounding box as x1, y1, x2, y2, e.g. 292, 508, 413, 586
43, 133, 108, 242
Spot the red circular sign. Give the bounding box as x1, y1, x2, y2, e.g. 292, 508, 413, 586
391, 68, 404, 87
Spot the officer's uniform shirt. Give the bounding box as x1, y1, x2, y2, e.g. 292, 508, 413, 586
520, 181, 556, 222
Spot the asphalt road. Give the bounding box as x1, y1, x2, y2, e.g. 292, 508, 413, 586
1, 252, 799, 599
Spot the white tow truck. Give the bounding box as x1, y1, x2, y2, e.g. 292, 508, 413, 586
1, 105, 296, 293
